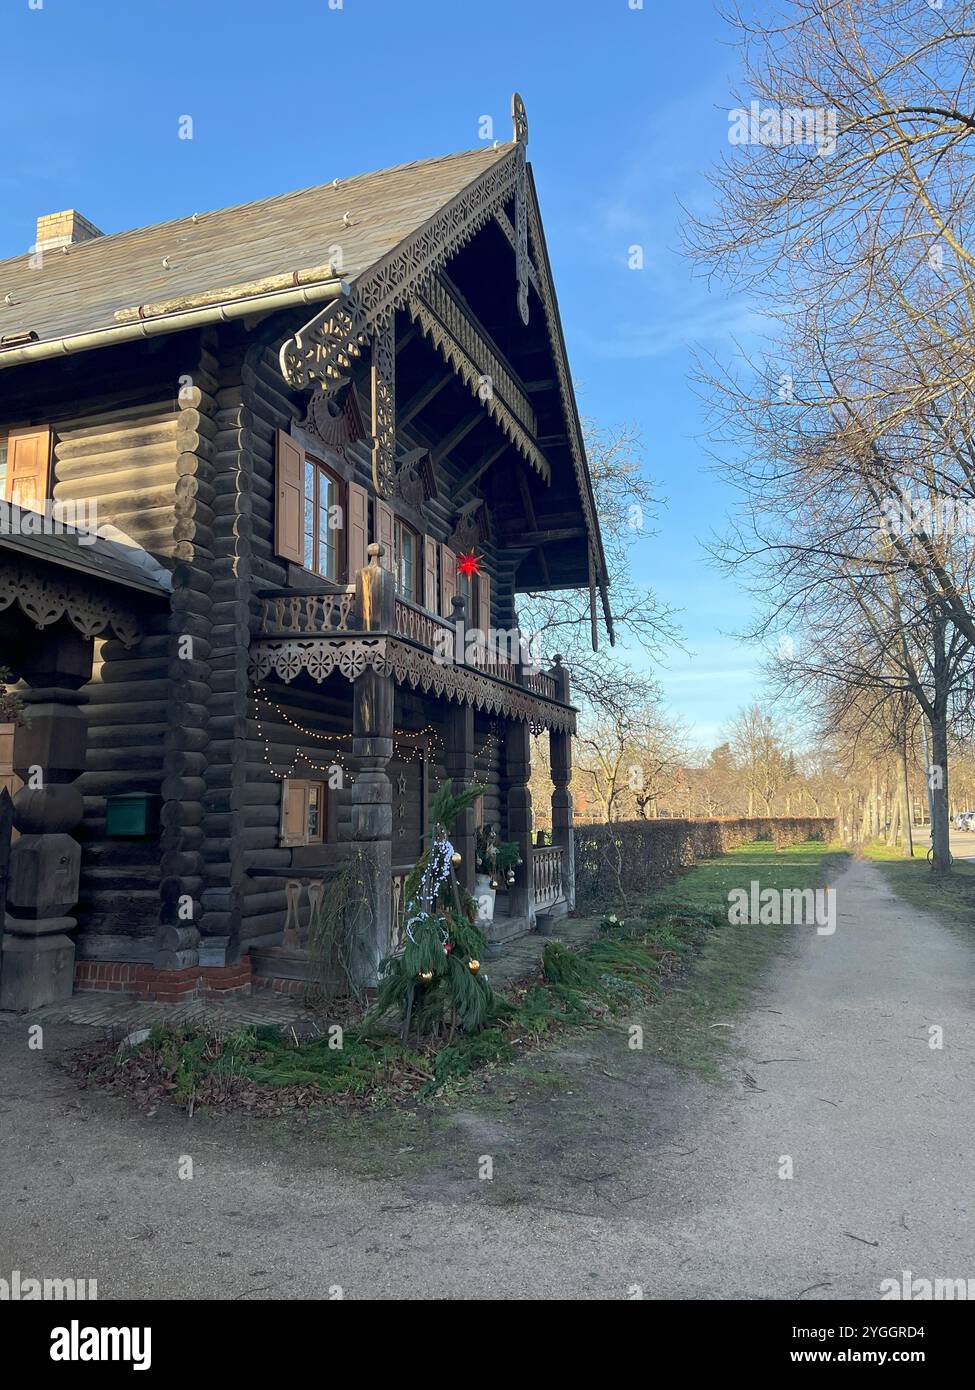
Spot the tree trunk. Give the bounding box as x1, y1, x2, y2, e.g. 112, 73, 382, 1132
900, 732, 914, 859
929, 709, 951, 871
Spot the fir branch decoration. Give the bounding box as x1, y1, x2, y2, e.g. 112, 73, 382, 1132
368, 781, 493, 1041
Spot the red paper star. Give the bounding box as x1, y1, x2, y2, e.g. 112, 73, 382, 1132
457, 550, 482, 579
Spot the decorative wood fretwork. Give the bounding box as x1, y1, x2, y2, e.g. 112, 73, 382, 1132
494, 206, 541, 296
279, 147, 522, 395
248, 635, 576, 733
512, 91, 529, 148
513, 95, 531, 326
0, 560, 143, 646
408, 277, 548, 482
393, 447, 437, 508
525, 188, 614, 644
300, 377, 367, 451
370, 319, 397, 498
446, 497, 489, 555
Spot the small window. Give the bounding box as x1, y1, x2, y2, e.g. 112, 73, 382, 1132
302, 458, 342, 580
457, 568, 477, 621
280, 778, 328, 847
393, 518, 418, 601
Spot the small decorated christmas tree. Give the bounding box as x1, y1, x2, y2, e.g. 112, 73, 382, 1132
370, 782, 494, 1041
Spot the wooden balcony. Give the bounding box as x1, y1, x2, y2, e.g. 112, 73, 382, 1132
250, 551, 576, 732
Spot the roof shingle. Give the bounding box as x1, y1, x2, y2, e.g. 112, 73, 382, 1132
0, 145, 510, 345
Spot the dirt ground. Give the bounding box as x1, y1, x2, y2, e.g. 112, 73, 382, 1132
1, 856, 972, 1300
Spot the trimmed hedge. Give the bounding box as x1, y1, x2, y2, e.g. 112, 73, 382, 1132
573, 816, 836, 912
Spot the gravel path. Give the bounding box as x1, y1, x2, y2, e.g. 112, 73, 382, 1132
1, 856, 971, 1300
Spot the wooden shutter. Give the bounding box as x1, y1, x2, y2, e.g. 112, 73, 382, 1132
347, 481, 368, 577
281, 779, 308, 846
6, 425, 52, 513
274, 430, 304, 565
423, 537, 438, 612
440, 543, 457, 617
374, 497, 394, 571
477, 571, 491, 639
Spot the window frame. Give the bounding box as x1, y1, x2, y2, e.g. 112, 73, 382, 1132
392, 516, 419, 603
301, 451, 346, 583
280, 777, 330, 848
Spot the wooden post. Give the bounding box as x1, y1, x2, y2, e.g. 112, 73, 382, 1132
548, 655, 574, 908
445, 702, 475, 892
0, 787, 12, 989
1, 630, 93, 1010
502, 717, 534, 923
351, 665, 394, 983
356, 542, 396, 632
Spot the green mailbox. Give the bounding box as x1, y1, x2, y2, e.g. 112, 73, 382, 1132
105, 792, 160, 838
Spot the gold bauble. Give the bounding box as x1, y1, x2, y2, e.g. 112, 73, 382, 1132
468, 959, 481, 974
489, 878, 500, 891
418, 970, 434, 983
450, 851, 462, 866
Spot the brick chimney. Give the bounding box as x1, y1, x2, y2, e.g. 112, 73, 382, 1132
35, 209, 102, 251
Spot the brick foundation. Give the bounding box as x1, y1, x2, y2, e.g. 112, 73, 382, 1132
74, 959, 260, 1002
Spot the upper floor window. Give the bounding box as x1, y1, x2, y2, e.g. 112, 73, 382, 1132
303, 457, 342, 580
393, 518, 417, 601
0, 426, 51, 511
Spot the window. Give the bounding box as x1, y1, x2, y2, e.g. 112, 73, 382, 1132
393, 518, 418, 601
457, 568, 477, 622
0, 437, 7, 501
280, 779, 328, 847
302, 458, 342, 580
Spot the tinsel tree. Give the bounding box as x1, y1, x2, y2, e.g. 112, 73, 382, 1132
370, 781, 494, 1041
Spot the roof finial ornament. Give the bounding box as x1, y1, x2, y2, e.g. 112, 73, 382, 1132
512, 92, 528, 148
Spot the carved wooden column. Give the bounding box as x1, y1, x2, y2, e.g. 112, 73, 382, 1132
502, 717, 534, 923
351, 544, 395, 982
1, 629, 92, 1010
443, 592, 476, 892
549, 658, 575, 910
445, 702, 475, 893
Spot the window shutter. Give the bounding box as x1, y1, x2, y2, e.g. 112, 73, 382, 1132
6, 425, 52, 513
477, 571, 491, 639
347, 481, 368, 577
281, 779, 308, 845
423, 537, 438, 611
274, 430, 304, 565
440, 543, 457, 617
374, 497, 394, 571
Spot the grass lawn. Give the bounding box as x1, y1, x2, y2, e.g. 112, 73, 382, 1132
67, 838, 848, 1109
862, 838, 975, 936
629, 839, 848, 1077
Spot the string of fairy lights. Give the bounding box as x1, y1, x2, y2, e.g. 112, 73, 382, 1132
252, 687, 499, 784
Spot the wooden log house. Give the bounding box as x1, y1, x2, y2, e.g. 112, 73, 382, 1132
0, 97, 612, 1008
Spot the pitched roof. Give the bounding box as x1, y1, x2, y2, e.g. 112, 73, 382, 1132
0, 145, 510, 344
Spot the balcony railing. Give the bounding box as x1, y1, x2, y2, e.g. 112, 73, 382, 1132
254, 552, 571, 709
259, 587, 355, 635
532, 845, 564, 908
393, 594, 453, 649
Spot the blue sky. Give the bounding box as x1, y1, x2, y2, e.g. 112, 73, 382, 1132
0, 0, 764, 746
